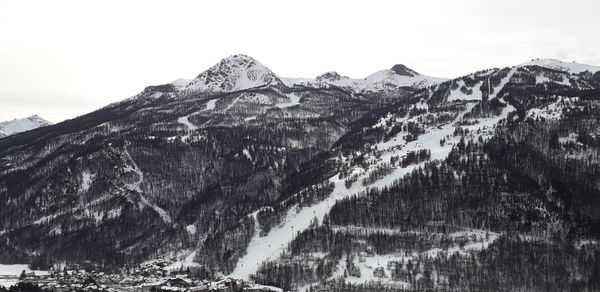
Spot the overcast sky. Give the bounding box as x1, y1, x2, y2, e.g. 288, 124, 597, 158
1, 0, 599, 122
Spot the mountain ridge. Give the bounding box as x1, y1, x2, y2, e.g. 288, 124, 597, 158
167, 54, 448, 96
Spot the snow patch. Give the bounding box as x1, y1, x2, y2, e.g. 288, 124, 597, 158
166, 250, 201, 271
242, 149, 253, 162
204, 99, 217, 111
177, 115, 197, 131
186, 225, 196, 235
275, 93, 301, 108
0, 264, 50, 288
79, 171, 95, 193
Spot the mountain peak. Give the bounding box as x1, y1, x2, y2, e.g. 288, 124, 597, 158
316, 71, 345, 81
390, 64, 419, 76
207, 54, 261, 72
184, 54, 280, 92
520, 58, 600, 74
0, 115, 52, 138
27, 115, 50, 123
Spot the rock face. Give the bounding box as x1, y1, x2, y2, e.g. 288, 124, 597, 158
1, 56, 600, 291
390, 64, 419, 76
0, 115, 51, 138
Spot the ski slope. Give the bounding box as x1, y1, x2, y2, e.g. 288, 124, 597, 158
229, 100, 514, 280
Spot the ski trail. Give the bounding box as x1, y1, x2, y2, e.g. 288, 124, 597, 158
490, 68, 516, 99
178, 115, 198, 131
177, 99, 217, 131
123, 147, 172, 224
230, 101, 507, 280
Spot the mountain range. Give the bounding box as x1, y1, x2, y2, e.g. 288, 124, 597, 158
1, 55, 599, 291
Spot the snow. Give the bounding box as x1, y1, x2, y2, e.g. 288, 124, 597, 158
231, 129, 440, 280
447, 81, 483, 102
230, 96, 514, 280
166, 250, 201, 271
79, 171, 94, 193
224, 96, 242, 111
204, 99, 217, 111
150, 92, 163, 99
275, 93, 301, 108
575, 239, 599, 249
282, 70, 447, 92
246, 283, 283, 292
123, 148, 172, 224
171, 79, 192, 90
558, 132, 579, 145
0, 264, 50, 288
29, 145, 179, 228
49, 225, 62, 235
323, 229, 499, 287
244, 93, 272, 105
0, 264, 30, 276
0, 278, 18, 289
0, 115, 51, 137
526, 96, 578, 120
363, 70, 447, 91
279, 77, 314, 86
520, 58, 600, 74
177, 99, 217, 132
242, 149, 253, 162
186, 225, 196, 235
177, 115, 197, 131
423, 230, 499, 257
489, 68, 516, 99
172, 55, 449, 97
184, 55, 278, 93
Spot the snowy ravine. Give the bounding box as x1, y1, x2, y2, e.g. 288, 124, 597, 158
123, 147, 172, 224
229, 99, 515, 280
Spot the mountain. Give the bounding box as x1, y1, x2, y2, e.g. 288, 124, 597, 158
1, 56, 600, 291
183, 54, 285, 93
281, 63, 447, 93
0, 115, 52, 138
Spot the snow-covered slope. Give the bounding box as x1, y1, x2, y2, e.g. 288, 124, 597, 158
0, 115, 52, 138
230, 97, 515, 281
519, 58, 600, 74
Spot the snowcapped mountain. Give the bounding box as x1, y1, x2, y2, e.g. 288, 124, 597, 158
174, 54, 447, 96
183, 54, 284, 93
1, 56, 600, 291
281, 64, 447, 92
0, 115, 52, 138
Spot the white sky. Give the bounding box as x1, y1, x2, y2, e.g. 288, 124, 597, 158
1, 0, 599, 123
